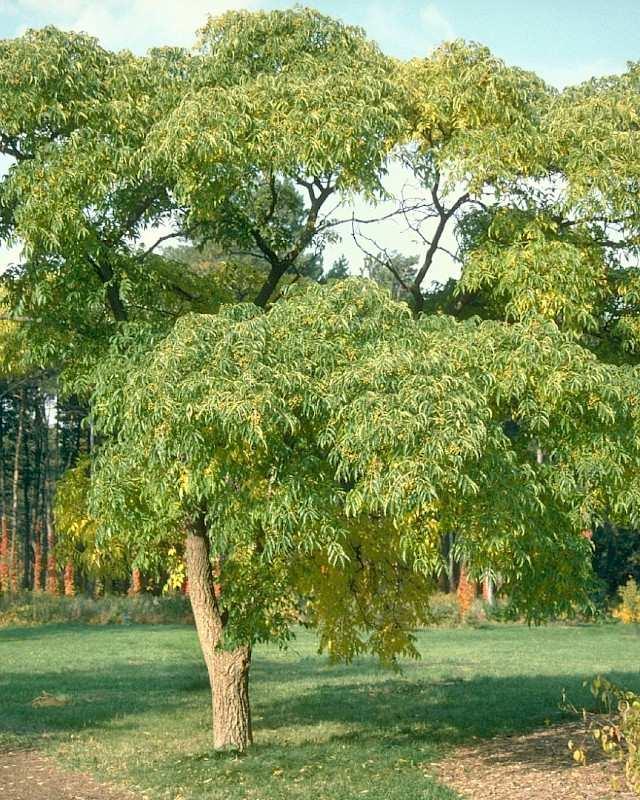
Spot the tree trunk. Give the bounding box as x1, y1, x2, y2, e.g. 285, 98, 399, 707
211, 646, 252, 750
184, 515, 253, 751
0, 516, 8, 593
33, 527, 43, 593
45, 504, 58, 595
482, 575, 494, 605
64, 561, 75, 596
129, 567, 142, 595
448, 532, 456, 592
22, 416, 31, 590
457, 562, 476, 618
10, 390, 25, 594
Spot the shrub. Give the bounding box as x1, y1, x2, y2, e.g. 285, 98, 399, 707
613, 577, 640, 625
426, 592, 510, 626
0, 592, 193, 627
565, 676, 640, 792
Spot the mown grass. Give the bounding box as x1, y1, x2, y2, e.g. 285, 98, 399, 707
1, 623, 639, 799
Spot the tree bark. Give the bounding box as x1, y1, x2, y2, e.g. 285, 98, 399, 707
0, 516, 9, 593
45, 503, 58, 595
184, 514, 253, 751
457, 562, 476, 618
211, 646, 252, 750
10, 390, 25, 593
63, 561, 75, 596
33, 526, 43, 593
482, 575, 494, 605
128, 567, 142, 595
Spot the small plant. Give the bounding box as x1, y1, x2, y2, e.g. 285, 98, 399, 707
613, 578, 640, 625
563, 675, 640, 792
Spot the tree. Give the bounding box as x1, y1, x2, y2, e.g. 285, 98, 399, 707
0, 10, 400, 382
89, 279, 640, 750
2, 7, 640, 757
348, 40, 551, 315
323, 255, 350, 282
143, 8, 401, 308
0, 9, 400, 599
361, 251, 419, 300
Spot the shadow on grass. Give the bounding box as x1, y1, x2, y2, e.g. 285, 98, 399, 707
5, 647, 639, 757
252, 667, 640, 744
0, 622, 189, 643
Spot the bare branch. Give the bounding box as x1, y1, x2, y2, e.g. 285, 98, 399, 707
350, 215, 412, 293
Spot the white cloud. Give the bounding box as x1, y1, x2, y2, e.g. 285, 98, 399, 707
420, 3, 454, 43
7, 0, 256, 51
362, 2, 454, 59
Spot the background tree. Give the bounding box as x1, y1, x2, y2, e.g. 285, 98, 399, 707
361, 251, 419, 301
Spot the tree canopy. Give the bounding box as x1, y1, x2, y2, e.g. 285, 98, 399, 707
89, 280, 640, 661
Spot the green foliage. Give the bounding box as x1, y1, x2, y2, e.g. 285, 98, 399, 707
566, 676, 640, 791
3, 9, 640, 690
361, 251, 419, 301
593, 524, 640, 598
426, 592, 508, 626
158, 7, 401, 196
401, 41, 550, 191
0, 9, 402, 385
323, 255, 350, 282
54, 459, 128, 581
458, 208, 607, 333
453, 61, 640, 362
88, 279, 640, 663
0, 26, 227, 386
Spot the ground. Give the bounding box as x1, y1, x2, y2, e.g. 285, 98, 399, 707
0, 748, 135, 800
434, 721, 636, 799
1, 623, 638, 799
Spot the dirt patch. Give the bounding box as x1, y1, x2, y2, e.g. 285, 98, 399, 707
0, 748, 137, 800
433, 721, 636, 799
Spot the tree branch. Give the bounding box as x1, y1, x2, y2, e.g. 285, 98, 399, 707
87, 255, 128, 322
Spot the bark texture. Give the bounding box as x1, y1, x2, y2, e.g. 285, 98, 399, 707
212, 646, 252, 751
45, 508, 58, 595
32, 532, 43, 593
129, 567, 142, 595
457, 563, 476, 617
482, 575, 494, 605
63, 561, 75, 596
0, 516, 9, 592
10, 391, 25, 593
184, 515, 253, 751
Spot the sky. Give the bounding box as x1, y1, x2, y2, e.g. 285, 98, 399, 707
1, 0, 639, 276
1, 0, 637, 84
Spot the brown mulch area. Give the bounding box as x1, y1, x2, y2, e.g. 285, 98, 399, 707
0, 748, 137, 800
432, 721, 636, 799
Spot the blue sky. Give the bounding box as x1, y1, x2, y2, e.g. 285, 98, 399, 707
0, 0, 638, 88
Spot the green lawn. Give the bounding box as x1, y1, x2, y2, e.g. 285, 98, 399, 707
1, 623, 639, 799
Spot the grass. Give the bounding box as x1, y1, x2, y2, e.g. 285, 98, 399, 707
1, 623, 639, 799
